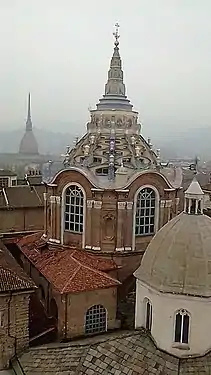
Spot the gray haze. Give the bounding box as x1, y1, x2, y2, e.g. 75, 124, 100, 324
1, 0, 211, 139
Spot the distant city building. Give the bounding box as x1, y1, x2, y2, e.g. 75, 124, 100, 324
0, 169, 17, 188
19, 93, 39, 155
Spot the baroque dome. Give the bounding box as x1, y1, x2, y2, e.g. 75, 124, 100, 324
134, 211, 211, 297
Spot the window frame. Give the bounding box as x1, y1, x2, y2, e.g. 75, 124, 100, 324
144, 298, 152, 331
174, 309, 190, 345
0, 177, 9, 188
134, 185, 159, 237
61, 182, 86, 248
85, 304, 107, 335
64, 185, 84, 233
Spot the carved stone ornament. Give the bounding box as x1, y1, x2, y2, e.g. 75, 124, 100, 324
87, 200, 93, 208
94, 200, 102, 209
103, 214, 115, 240
165, 199, 172, 208
160, 200, 166, 208
118, 202, 126, 210
55, 196, 61, 205
126, 202, 133, 210
50, 195, 56, 204
175, 197, 180, 205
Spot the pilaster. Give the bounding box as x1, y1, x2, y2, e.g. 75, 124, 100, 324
165, 199, 172, 223
92, 200, 102, 250
125, 201, 133, 251
56, 196, 61, 242
85, 200, 93, 249
43, 192, 47, 237
175, 197, 180, 215
160, 199, 172, 226
49, 196, 59, 243
116, 202, 126, 251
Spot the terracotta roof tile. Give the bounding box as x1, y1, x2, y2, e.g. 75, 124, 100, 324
18, 233, 120, 294
0, 240, 36, 292
71, 249, 118, 271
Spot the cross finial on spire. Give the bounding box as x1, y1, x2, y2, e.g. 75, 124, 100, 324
113, 22, 120, 46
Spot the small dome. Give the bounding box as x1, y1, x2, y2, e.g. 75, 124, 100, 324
19, 131, 39, 155
134, 212, 211, 297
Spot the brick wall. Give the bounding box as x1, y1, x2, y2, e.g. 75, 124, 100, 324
0, 293, 31, 370
0, 207, 43, 233
57, 287, 118, 339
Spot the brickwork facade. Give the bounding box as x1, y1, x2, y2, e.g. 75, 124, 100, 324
0, 292, 31, 370
44, 169, 180, 280
0, 207, 43, 233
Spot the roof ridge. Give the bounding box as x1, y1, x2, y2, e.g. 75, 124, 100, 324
71, 250, 120, 284
61, 263, 82, 293
81, 261, 120, 284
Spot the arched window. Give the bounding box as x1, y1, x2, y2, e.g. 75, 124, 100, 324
135, 187, 156, 236
85, 305, 107, 334
144, 299, 152, 331
64, 185, 84, 233
174, 309, 190, 344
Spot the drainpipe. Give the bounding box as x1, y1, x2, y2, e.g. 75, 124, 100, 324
64, 294, 68, 340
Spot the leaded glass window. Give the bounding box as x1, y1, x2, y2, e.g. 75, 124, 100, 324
135, 188, 156, 236
64, 185, 84, 233
85, 305, 107, 334
174, 310, 190, 344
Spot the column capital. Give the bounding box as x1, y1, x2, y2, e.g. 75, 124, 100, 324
160, 199, 172, 208
50, 195, 56, 204
87, 199, 93, 208
175, 197, 180, 205
126, 201, 133, 210
160, 199, 166, 208
94, 200, 102, 209
118, 202, 126, 210
165, 199, 172, 208
55, 196, 61, 205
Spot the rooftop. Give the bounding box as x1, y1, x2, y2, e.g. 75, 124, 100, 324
0, 169, 17, 177
17, 329, 211, 374
0, 240, 35, 293
135, 212, 211, 297
18, 233, 120, 294
0, 184, 44, 209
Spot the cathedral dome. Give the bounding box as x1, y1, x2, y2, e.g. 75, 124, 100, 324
19, 130, 38, 155
135, 179, 211, 297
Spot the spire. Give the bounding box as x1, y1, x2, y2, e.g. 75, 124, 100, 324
26, 92, 32, 131
184, 177, 204, 215
96, 23, 133, 111
104, 22, 126, 97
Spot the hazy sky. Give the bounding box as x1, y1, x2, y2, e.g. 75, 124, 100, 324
1, 0, 211, 137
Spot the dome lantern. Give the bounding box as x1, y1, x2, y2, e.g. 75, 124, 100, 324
184, 177, 204, 215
